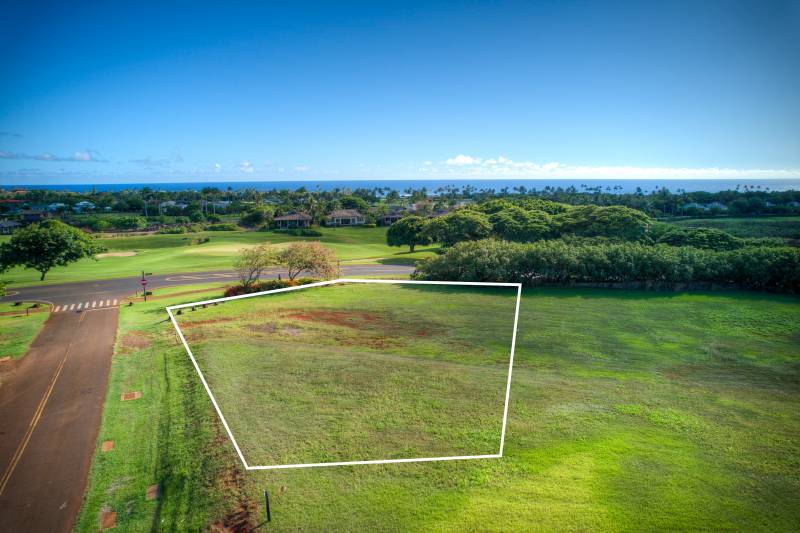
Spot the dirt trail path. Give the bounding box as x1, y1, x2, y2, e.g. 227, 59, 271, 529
0, 308, 118, 532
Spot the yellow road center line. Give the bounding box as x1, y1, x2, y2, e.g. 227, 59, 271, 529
0, 342, 74, 495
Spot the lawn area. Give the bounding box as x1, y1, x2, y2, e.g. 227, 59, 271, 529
173, 283, 518, 466
77, 286, 800, 531
671, 216, 800, 241
0, 301, 49, 360
0, 226, 437, 287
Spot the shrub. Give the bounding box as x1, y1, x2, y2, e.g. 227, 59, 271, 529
221, 278, 321, 297
156, 226, 187, 234
206, 223, 240, 231
363, 223, 377, 228
272, 227, 323, 237
656, 227, 743, 251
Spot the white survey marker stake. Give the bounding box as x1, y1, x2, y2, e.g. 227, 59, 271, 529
166, 278, 522, 471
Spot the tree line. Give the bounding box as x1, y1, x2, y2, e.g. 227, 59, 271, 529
413, 239, 800, 294
387, 199, 779, 253
4, 184, 800, 220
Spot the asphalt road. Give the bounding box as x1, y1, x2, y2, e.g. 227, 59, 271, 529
0, 263, 415, 307
0, 308, 119, 532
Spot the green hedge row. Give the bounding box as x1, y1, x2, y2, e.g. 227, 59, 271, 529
413, 239, 800, 293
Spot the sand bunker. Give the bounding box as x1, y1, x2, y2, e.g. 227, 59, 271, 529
97, 251, 137, 258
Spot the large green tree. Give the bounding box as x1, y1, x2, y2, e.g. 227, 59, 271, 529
386, 216, 431, 252
0, 220, 106, 280
489, 206, 553, 242
425, 210, 493, 246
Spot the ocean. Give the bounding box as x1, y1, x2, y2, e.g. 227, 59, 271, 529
2, 178, 799, 194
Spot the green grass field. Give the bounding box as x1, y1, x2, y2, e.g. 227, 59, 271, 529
0, 302, 49, 360
671, 216, 800, 240
77, 286, 800, 531
0, 301, 50, 388
0, 226, 436, 287
174, 283, 518, 466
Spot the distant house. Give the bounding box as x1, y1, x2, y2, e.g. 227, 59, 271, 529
327, 209, 365, 226
211, 200, 231, 212
19, 209, 51, 223
0, 199, 24, 214
274, 212, 312, 229
706, 202, 728, 211
381, 209, 405, 225
73, 201, 96, 213
159, 200, 188, 214
0, 219, 20, 234
47, 202, 67, 211
680, 202, 706, 212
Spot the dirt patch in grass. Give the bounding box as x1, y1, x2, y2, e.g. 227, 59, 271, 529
285, 309, 387, 328
282, 308, 444, 347
245, 323, 278, 334
179, 317, 237, 328
119, 330, 152, 353
209, 433, 256, 532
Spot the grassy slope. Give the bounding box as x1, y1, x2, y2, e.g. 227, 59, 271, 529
0, 226, 436, 287
0, 302, 49, 360
74, 283, 237, 532
671, 216, 800, 240
175, 284, 518, 465
77, 287, 800, 532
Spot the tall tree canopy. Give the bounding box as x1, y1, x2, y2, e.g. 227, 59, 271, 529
0, 220, 105, 280
386, 216, 431, 252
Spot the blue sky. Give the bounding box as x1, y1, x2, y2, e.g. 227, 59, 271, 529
1, 0, 799, 183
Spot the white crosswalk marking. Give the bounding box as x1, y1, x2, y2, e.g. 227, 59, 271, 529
52, 298, 125, 312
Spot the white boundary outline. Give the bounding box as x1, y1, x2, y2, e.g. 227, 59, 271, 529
166, 278, 522, 471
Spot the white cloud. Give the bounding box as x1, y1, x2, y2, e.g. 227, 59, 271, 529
1, 148, 107, 162
446, 154, 482, 166
294, 165, 309, 172
237, 160, 254, 174
430, 154, 800, 179
213, 162, 222, 173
